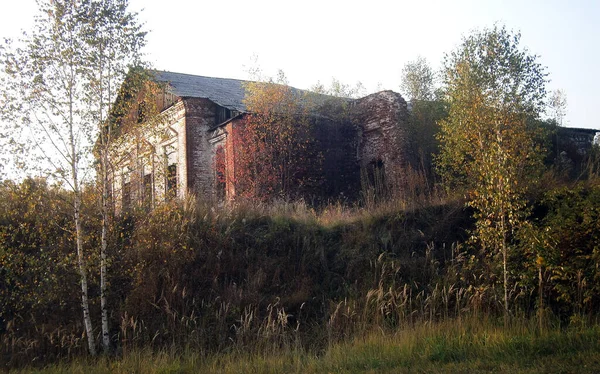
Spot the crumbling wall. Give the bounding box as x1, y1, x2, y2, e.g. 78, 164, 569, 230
353, 91, 413, 192
557, 127, 599, 157
108, 98, 187, 213
202, 91, 415, 203
207, 119, 237, 202
166, 101, 188, 200
181, 91, 416, 204
183, 98, 218, 200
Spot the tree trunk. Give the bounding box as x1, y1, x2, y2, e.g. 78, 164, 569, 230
100, 154, 110, 353
74, 195, 96, 356
72, 143, 96, 355
69, 58, 95, 354
99, 52, 111, 354
538, 264, 544, 331
502, 213, 509, 324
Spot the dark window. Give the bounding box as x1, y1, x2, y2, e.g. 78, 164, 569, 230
137, 102, 147, 123
368, 159, 386, 193
215, 146, 226, 201
161, 89, 177, 111
166, 164, 177, 199
215, 107, 232, 125
143, 173, 152, 209
122, 181, 131, 212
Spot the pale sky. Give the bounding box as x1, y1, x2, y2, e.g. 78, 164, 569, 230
0, 0, 599, 129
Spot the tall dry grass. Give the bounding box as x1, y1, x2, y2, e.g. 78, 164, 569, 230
16, 316, 600, 373
5, 177, 600, 370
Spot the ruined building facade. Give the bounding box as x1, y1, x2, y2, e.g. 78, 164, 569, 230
109, 71, 414, 210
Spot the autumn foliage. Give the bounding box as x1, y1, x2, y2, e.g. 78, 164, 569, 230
228, 73, 321, 201
436, 26, 547, 317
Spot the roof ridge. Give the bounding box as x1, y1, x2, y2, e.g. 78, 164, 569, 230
151, 70, 346, 113
152, 69, 248, 83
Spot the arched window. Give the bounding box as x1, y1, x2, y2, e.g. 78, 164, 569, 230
122, 170, 131, 212
215, 145, 226, 201
164, 143, 177, 200
368, 159, 385, 189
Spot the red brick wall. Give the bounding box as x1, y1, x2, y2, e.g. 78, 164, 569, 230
353, 91, 412, 192
185, 91, 412, 203
224, 121, 237, 200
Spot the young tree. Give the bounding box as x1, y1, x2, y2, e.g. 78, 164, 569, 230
436, 26, 547, 319
0, 0, 145, 354
1, 0, 97, 354
232, 71, 318, 200
312, 77, 366, 99
400, 57, 446, 184
548, 89, 567, 162
400, 56, 435, 102
548, 89, 567, 126
80, 0, 145, 353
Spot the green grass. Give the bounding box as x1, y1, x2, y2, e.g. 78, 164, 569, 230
13, 318, 600, 373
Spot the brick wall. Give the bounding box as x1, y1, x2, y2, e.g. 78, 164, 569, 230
111, 89, 415, 207
353, 91, 412, 192
182, 98, 218, 200
202, 91, 413, 203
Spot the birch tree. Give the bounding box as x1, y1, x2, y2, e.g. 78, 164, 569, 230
400, 56, 435, 102
548, 89, 567, 161
400, 57, 446, 183
80, 0, 145, 353
0, 0, 145, 354
548, 89, 567, 126
436, 26, 547, 319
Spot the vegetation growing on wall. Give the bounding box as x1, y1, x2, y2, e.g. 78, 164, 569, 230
231, 71, 322, 201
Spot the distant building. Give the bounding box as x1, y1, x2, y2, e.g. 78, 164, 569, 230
556, 126, 600, 156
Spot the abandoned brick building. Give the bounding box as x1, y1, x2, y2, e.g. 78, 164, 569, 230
108, 70, 414, 210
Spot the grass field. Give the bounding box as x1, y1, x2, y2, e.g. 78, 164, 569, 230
13, 317, 600, 373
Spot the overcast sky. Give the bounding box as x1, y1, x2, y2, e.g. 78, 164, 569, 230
1, 0, 599, 129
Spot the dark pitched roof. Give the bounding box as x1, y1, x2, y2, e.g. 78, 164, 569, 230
153, 70, 248, 112
152, 70, 351, 118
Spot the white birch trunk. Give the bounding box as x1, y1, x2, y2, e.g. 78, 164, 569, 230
71, 126, 96, 356
100, 152, 110, 353
69, 59, 96, 355
75, 194, 97, 356
99, 49, 111, 354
